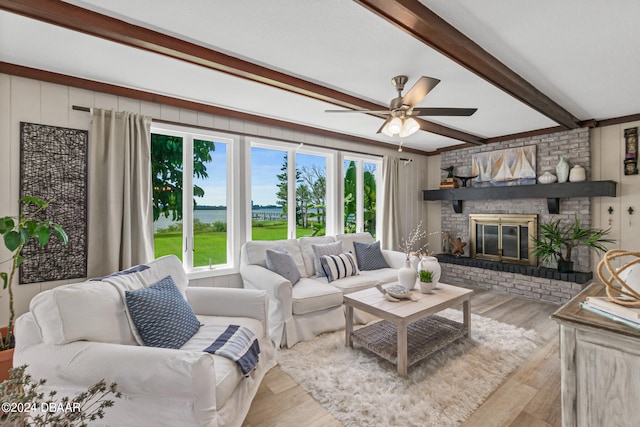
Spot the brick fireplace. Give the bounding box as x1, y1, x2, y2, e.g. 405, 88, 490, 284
437, 128, 592, 304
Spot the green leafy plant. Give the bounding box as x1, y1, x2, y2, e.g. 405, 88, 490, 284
0, 197, 68, 350
532, 216, 615, 268
0, 365, 121, 426
419, 270, 433, 283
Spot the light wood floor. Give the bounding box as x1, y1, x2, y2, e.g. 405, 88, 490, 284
243, 287, 561, 427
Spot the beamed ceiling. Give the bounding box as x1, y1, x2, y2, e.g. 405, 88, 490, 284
1, 0, 639, 154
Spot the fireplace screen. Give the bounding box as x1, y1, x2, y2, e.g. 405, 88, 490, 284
470, 214, 537, 266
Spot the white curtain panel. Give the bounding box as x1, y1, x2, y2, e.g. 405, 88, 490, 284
87, 109, 154, 277
381, 155, 400, 250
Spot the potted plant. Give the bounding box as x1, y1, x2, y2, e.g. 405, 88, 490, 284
0, 197, 68, 373
532, 216, 614, 273
418, 269, 434, 294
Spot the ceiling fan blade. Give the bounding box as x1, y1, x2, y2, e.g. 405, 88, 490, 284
376, 117, 393, 134
401, 76, 441, 108
325, 109, 391, 114
409, 107, 478, 117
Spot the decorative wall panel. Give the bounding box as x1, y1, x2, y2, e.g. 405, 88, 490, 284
19, 122, 88, 283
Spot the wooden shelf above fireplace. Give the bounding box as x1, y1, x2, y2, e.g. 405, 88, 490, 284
423, 180, 617, 214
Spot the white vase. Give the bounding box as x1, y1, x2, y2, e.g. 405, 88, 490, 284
538, 171, 557, 184
398, 260, 417, 290
556, 156, 570, 183
410, 255, 421, 271
569, 165, 586, 182
419, 256, 441, 288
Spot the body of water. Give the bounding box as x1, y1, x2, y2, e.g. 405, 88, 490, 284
154, 208, 284, 231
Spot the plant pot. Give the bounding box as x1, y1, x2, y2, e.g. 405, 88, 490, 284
0, 327, 13, 382
420, 281, 433, 294
0, 348, 14, 382
419, 256, 442, 288
557, 260, 574, 273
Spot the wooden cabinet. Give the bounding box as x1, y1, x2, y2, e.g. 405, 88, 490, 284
552, 283, 640, 427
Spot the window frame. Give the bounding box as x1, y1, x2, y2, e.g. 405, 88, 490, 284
341, 153, 383, 238
248, 138, 337, 239
150, 124, 383, 280
150, 123, 239, 277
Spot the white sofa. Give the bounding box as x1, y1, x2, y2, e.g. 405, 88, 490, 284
240, 232, 406, 348
14, 255, 276, 427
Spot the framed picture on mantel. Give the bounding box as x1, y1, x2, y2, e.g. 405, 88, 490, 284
624, 127, 638, 175
471, 145, 536, 187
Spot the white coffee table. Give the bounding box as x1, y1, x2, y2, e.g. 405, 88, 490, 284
344, 282, 472, 378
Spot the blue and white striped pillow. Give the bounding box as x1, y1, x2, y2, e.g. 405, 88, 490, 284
320, 252, 359, 283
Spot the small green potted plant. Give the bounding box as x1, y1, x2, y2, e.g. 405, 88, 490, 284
0, 197, 68, 353
418, 269, 434, 294
532, 216, 615, 273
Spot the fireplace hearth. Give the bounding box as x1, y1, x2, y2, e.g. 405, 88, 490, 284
436, 253, 592, 284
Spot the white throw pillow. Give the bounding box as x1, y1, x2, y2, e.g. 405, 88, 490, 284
265, 247, 302, 285
311, 241, 343, 277
29, 281, 138, 345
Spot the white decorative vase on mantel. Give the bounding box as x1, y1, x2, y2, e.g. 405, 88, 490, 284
538, 171, 557, 184
569, 165, 586, 182
398, 259, 417, 290
556, 156, 570, 183
419, 256, 442, 289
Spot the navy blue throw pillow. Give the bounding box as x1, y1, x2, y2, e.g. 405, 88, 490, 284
125, 276, 201, 349
353, 240, 390, 271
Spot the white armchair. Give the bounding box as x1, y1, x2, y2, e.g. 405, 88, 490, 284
14, 256, 276, 427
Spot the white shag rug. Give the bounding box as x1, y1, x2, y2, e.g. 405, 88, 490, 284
277, 309, 538, 427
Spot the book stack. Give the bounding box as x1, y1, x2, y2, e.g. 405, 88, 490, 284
579, 296, 640, 330
440, 177, 459, 189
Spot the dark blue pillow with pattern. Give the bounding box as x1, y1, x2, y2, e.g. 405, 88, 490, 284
125, 276, 201, 349
353, 240, 390, 271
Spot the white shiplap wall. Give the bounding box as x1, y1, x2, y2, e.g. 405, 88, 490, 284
591, 123, 640, 271
0, 73, 431, 322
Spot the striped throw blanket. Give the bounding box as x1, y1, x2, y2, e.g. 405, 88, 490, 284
203, 325, 260, 376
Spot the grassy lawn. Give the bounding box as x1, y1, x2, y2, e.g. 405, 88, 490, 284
154, 221, 322, 266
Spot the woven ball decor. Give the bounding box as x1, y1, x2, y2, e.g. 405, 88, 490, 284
597, 249, 640, 307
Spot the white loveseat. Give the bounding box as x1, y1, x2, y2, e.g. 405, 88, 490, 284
240, 232, 406, 348
14, 255, 276, 427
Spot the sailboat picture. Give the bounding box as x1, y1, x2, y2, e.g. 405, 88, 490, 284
471, 146, 536, 187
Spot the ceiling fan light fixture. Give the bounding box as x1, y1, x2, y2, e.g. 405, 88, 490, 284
399, 117, 420, 137
380, 121, 395, 137
388, 117, 402, 135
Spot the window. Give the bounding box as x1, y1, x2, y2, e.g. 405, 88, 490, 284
343, 156, 381, 236
296, 153, 327, 237
250, 140, 334, 240
250, 146, 289, 241
151, 124, 234, 272
150, 124, 382, 277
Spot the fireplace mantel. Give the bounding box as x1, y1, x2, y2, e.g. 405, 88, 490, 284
423, 180, 617, 214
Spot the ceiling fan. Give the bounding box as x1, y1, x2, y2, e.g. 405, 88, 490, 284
325, 75, 477, 137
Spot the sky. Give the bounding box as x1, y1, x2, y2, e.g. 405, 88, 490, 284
194, 144, 327, 206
